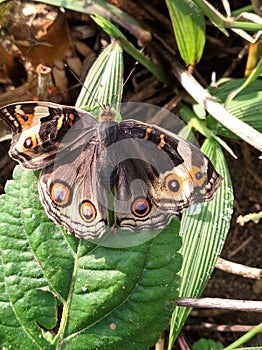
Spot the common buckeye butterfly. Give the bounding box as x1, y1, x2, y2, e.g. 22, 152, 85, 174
0, 102, 223, 240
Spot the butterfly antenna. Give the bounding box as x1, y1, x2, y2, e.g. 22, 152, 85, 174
123, 60, 139, 87
66, 50, 142, 110
110, 51, 143, 108
65, 64, 104, 109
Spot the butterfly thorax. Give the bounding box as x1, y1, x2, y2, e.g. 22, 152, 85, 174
99, 105, 116, 123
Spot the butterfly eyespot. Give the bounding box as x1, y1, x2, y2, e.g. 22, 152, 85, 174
131, 197, 151, 218
164, 174, 182, 193
80, 201, 97, 222
190, 166, 207, 187
23, 137, 33, 149
23, 135, 38, 151
195, 171, 203, 180
50, 181, 72, 207
15, 111, 34, 126
20, 114, 28, 122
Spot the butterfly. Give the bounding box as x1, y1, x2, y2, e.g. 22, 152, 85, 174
0, 101, 223, 240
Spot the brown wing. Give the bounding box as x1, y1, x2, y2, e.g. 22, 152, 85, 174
109, 120, 222, 231
38, 142, 109, 239
0, 101, 97, 169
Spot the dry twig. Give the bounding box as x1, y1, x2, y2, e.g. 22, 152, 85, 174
236, 211, 262, 226
170, 59, 262, 152
177, 297, 262, 312
184, 322, 260, 333
216, 257, 262, 279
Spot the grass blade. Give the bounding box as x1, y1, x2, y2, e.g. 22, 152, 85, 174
165, 0, 206, 65
76, 40, 123, 110
168, 139, 234, 349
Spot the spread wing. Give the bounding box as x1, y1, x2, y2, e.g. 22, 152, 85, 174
108, 120, 222, 232
0, 101, 97, 169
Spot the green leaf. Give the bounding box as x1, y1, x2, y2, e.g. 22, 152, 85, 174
0, 167, 182, 349
207, 79, 262, 137
0, 167, 58, 349
0, 262, 42, 350
76, 41, 123, 111
225, 57, 262, 103
62, 223, 182, 350
179, 104, 237, 158
192, 0, 228, 34
168, 139, 234, 349
165, 0, 206, 65
192, 338, 224, 350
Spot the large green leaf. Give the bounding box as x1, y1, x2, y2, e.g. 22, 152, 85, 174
0, 166, 182, 349
0, 168, 58, 349
0, 261, 43, 349
207, 79, 262, 137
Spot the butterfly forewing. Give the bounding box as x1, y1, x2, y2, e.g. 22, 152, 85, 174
0, 102, 96, 169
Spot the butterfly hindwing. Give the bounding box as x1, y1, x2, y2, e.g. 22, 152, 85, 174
38, 142, 109, 239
